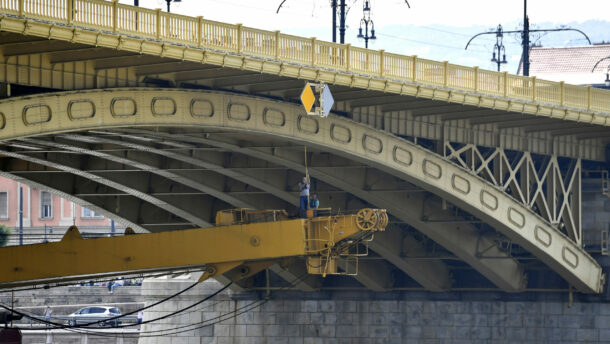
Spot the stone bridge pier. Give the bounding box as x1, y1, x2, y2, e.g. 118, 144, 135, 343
139, 270, 610, 344
133, 186, 610, 344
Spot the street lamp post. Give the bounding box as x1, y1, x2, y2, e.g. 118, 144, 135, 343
356, 0, 376, 48
522, 0, 530, 76
465, 0, 591, 75
165, 0, 181, 13
491, 25, 507, 72
591, 56, 610, 88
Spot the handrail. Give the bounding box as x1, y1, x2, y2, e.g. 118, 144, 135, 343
1, 0, 609, 115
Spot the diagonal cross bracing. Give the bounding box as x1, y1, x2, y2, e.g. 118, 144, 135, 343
444, 143, 582, 245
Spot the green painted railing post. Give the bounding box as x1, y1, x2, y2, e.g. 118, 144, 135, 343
503, 72, 508, 97
18, 0, 23, 17
587, 85, 591, 110
560, 81, 565, 106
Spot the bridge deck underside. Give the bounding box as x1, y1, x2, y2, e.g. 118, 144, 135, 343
0, 88, 602, 294
0, 30, 607, 162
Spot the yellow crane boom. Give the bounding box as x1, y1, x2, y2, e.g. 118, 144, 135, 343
0, 208, 387, 289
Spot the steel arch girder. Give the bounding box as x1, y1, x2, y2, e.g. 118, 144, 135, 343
5, 138, 310, 289
269, 260, 322, 292
0, 88, 601, 293
349, 260, 396, 292
19, 135, 299, 217
18, 137, 258, 210
1, 141, 388, 291
0, 148, 213, 229
0, 145, 293, 296
50, 134, 445, 291
10, 135, 395, 290
15, 135, 408, 291
182, 138, 525, 292
105, 130, 457, 292
0, 160, 193, 232
58, 133, 299, 207
0, 170, 148, 233
370, 227, 453, 292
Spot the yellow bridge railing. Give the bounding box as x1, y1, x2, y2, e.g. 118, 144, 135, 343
1, 0, 609, 114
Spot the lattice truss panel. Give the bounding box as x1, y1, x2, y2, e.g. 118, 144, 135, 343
444, 142, 582, 245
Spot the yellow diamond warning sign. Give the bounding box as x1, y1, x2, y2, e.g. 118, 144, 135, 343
300, 83, 315, 114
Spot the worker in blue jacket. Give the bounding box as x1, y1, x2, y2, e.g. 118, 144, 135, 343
309, 193, 320, 217
298, 176, 310, 218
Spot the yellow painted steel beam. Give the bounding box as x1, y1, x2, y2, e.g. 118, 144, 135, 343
0, 1, 608, 123
0, 210, 385, 288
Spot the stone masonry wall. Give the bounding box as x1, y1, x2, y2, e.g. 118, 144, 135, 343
136, 180, 610, 344
582, 180, 610, 247
139, 276, 610, 344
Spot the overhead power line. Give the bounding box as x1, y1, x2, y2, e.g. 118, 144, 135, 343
379, 33, 490, 53
1, 271, 311, 339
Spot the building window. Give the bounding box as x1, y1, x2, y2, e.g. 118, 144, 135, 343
40, 191, 52, 219
82, 207, 103, 219
0, 192, 7, 219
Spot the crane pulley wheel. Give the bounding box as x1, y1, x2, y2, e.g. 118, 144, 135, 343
377, 210, 389, 229
356, 208, 379, 231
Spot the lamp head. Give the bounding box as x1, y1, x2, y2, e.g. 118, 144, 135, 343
496, 25, 504, 46
605, 72, 610, 87
363, 0, 371, 15
357, 26, 364, 40
370, 28, 376, 40
491, 52, 497, 62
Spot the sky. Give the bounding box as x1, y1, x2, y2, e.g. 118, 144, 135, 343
120, 0, 610, 74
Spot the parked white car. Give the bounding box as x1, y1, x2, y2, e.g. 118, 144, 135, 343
66, 306, 121, 327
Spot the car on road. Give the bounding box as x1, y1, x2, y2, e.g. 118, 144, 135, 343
66, 306, 121, 327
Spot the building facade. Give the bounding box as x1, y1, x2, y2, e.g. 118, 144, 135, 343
0, 176, 118, 245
